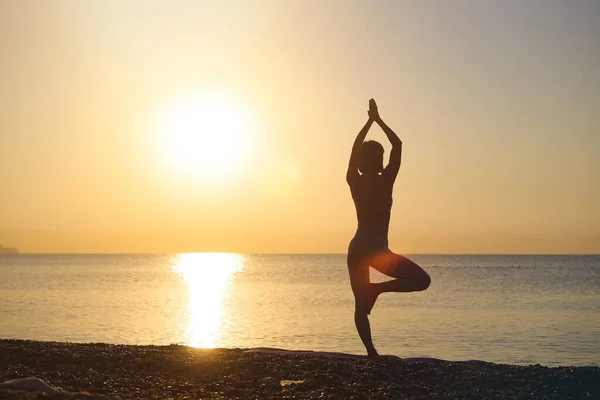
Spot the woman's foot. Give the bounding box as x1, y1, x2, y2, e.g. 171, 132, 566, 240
367, 349, 380, 359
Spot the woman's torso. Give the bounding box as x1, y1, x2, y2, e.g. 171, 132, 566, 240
350, 174, 393, 238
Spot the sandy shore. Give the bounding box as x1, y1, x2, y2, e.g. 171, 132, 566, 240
1, 339, 598, 399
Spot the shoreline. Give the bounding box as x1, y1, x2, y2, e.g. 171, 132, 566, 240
1, 339, 599, 399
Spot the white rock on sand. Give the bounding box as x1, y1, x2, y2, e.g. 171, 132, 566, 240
0, 377, 65, 394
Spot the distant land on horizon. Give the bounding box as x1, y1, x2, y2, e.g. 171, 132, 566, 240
0, 245, 19, 254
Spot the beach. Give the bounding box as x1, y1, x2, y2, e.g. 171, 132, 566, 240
1, 339, 599, 399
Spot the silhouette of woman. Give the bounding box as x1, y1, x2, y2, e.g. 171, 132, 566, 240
346, 99, 431, 358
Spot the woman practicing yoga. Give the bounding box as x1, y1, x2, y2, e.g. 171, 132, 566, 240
346, 99, 431, 358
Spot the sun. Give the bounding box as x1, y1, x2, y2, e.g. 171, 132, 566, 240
159, 93, 254, 181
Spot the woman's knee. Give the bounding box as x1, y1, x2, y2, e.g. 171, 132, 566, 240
415, 271, 431, 291
405, 259, 431, 291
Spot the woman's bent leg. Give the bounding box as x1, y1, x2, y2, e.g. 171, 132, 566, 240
368, 250, 431, 294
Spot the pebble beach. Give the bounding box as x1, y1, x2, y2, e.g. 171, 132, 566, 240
1, 339, 599, 399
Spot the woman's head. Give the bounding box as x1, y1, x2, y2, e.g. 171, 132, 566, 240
359, 141, 384, 174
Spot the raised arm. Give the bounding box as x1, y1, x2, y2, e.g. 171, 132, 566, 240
370, 99, 402, 182
379, 118, 402, 178
346, 117, 373, 184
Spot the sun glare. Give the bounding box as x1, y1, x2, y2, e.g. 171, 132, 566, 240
172, 252, 245, 348
159, 94, 255, 181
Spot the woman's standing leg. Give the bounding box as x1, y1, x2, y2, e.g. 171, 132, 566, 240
348, 253, 379, 358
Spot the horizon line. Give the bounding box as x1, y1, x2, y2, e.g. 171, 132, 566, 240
4, 252, 600, 256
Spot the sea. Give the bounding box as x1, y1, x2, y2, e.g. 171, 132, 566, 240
1, 254, 598, 367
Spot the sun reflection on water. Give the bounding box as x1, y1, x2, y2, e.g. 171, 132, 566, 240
172, 252, 245, 348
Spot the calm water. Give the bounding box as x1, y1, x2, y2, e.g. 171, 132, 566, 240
0, 254, 599, 366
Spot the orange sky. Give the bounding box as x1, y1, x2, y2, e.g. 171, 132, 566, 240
1, 1, 599, 254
